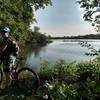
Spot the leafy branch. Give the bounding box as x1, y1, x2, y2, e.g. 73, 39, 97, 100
79, 41, 100, 56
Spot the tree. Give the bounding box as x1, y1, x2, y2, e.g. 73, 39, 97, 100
0, 0, 52, 40
78, 0, 100, 33
34, 26, 40, 33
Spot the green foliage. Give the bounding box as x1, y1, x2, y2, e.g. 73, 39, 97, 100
37, 59, 100, 100
39, 60, 53, 85
41, 82, 78, 100
1, 59, 100, 99
0, 0, 52, 40
78, 0, 100, 32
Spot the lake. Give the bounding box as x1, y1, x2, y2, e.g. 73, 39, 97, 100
24, 39, 100, 70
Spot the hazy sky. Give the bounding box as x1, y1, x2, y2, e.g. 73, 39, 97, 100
31, 0, 96, 37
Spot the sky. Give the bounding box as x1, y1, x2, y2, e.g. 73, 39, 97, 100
30, 0, 97, 37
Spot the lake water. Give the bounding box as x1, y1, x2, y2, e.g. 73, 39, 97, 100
25, 39, 100, 70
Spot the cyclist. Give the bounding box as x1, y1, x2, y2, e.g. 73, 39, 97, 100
0, 26, 19, 79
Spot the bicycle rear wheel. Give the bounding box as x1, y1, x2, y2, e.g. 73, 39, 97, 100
17, 67, 40, 94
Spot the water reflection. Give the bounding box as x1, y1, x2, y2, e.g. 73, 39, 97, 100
19, 44, 47, 70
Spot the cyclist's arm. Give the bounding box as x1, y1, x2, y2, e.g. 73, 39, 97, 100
0, 38, 11, 53
0, 42, 8, 53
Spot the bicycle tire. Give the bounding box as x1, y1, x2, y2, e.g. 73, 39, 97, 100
17, 67, 40, 94
0, 68, 3, 85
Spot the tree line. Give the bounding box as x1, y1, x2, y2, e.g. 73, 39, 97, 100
50, 34, 100, 39
25, 26, 48, 45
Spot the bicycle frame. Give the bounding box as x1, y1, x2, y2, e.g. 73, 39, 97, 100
9, 57, 24, 80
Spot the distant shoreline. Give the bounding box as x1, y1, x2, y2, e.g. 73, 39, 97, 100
50, 34, 100, 39
50, 38, 100, 39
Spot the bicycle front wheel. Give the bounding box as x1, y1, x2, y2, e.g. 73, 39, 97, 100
17, 67, 40, 94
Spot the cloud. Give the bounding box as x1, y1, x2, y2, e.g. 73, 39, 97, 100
30, 0, 96, 37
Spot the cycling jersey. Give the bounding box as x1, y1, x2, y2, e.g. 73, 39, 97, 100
0, 37, 19, 72
1, 37, 19, 56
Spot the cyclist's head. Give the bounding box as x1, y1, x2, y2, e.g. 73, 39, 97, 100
0, 26, 11, 38
1, 26, 11, 33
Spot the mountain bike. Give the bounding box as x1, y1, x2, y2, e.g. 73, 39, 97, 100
0, 57, 40, 94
